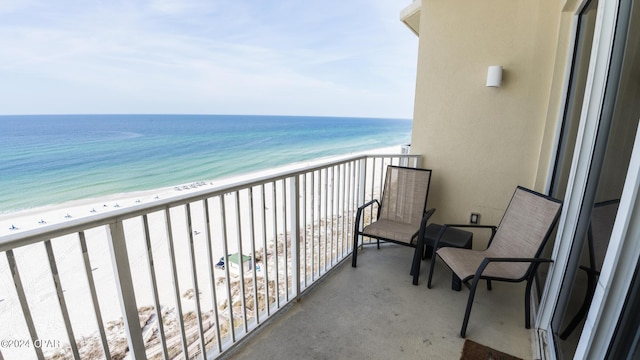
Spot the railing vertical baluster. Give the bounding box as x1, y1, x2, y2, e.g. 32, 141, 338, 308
163, 209, 189, 357
323, 168, 328, 273
378, 158, 385, 202
336, 166, 340, 260
337, 165, 342, 258
315, 170, 319, 277
352, 160, 359, 250
232, 191, 248, 333
342, 164, 347, 258
78, 231, 111, 359
336, 165, 342, 259
331, 165, 341, 260
279, 180, 288, 302
311, 171, 316, 281
341, 163, 346, 259
260, 184, 271, 317
301, 174, 307, 288
185, 204, 207, 359
317, 170, 320, 272
368, 158, 377, 241
6, 250, 44, 360
330, 166, 336, 265
219, 195, 235, 342
348, 161, 353, 255
106, 221, 147, 360
314, 171, 318, 275
271, 182, 280, 308
289, 175, 300, 299
141, 215, 169, 360
357, 158, 367, 249
202, 198, 223, 353
318, 172, 323, 275
247, 187, 259, 325
343, 163, 349, 258
44, 240, 80, 359
340, 163, 346, 258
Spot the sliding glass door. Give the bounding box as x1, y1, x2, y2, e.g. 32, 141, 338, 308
542, 0, 640, 358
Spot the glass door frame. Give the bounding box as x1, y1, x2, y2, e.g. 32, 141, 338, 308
538, 0, 640, 358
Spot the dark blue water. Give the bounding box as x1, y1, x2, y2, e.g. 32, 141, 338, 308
0, 114, 411, 213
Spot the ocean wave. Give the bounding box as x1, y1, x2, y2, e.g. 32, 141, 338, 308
99, 131, 144, 139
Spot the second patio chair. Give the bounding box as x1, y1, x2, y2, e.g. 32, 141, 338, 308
427, 186, 562, 337
351, 165, 433, 267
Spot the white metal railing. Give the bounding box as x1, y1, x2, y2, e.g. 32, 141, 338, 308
0, 153, 419, 360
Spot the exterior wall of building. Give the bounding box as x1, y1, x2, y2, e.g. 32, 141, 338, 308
406, 0, 640, 357
410, 0, 564, 242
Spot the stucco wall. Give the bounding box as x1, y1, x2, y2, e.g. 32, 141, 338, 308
410, 0, 563, 236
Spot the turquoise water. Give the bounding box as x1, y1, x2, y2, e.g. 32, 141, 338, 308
0, 114, 411, 213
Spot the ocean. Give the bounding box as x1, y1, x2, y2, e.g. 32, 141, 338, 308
0, 114, 411, 214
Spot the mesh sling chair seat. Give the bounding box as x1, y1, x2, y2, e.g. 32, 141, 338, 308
426, 186, 563, 338
351, 166, 433, 268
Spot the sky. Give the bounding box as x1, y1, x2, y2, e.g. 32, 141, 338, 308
0, 0, 418, 119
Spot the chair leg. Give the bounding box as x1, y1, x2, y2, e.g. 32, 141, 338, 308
486, 279, 492, 291
377, 238, 380, 249
352, 232, 359, 267
427, 253, 438, 289
525, 278, 534, 329
461, 276, 481, 338
427, 227, 446, 289
411, 237, 425, 285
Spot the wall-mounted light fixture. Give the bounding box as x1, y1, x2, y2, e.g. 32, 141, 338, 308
486, 65, 503, 87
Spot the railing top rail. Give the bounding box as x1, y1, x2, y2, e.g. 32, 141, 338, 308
0, 153, 418, 252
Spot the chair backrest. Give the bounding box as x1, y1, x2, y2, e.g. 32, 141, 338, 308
379, 166, 432, 226
487, 186, 563, 262
588, 199, 620, 271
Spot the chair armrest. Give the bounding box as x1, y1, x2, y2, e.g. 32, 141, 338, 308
416, 208, 437, 244
355, 199, 380, 229
357, 199, 380, 212
472, 257, 554, 282
483, 257, 553, 264
419, 208, 437, 232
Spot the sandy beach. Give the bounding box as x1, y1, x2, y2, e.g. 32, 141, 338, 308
0, 146, 401, 359
1, 145, 402, 235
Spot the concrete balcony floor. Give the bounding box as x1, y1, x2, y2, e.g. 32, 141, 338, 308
224, 244, 535, 359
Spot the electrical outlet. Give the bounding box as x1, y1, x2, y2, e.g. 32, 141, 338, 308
470, 213, 480, 224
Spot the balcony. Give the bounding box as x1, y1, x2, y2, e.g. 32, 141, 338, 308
0, 152, 533, 359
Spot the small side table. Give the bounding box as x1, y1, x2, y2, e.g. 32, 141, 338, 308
411, 223, 473, 289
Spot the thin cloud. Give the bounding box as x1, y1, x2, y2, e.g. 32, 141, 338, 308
0, 0, 417, 118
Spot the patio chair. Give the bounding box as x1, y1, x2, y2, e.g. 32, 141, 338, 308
351, 166, 433, 268
559, 199, 619, 340
426, 186, 562, 338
